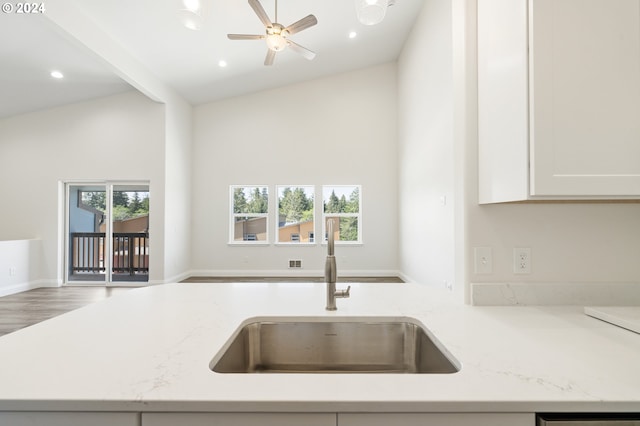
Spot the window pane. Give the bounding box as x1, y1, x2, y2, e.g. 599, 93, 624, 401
325, 216, 359, 242
233, 216, 268, 241
277, 186, 314, 243
233, 186, 268, 214
323, 185, 360, 213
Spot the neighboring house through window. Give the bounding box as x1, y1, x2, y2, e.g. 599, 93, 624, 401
229, 185, 361, 244
276, 185, 315, 244
230, 186, 269, 243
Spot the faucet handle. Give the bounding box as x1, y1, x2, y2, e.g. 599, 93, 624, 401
336, 285, 351, 299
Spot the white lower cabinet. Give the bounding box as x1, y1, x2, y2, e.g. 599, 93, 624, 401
142, 412, 336, 426
0, 412, 140, 426
0, 411, 534, 426
338, 412, 535, 426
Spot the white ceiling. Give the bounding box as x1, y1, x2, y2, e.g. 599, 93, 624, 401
0, 14, 132, 118
0, 0, 424, 119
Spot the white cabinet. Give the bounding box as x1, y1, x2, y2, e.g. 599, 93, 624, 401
142, 412, 336, 426
0, 412, 139, 426
478, 0, 640, 203
1, 411, 534, 426
338, 413, 534, 426
141, 412, 535, 426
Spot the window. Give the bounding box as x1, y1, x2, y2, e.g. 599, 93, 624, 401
276, 185, 315, 244
323, 185, 361, 244
228, 185, 361, 245
230, 186, 269, 243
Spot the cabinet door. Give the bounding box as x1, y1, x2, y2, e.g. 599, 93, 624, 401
142, 412, 335, 426
530, 0, 640, 196
338, 412, 534, 426
0, 412, 139, 426
478, 0, 530, 203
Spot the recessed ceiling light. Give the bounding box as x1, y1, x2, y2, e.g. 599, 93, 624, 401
182, 0, 200, 12
50, 70, 64, 79
218, 60, 228, 68
349, 31, 358, 39
179, 10, 203, 30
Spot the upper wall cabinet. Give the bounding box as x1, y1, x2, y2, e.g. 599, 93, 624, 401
478, 0, 640, 203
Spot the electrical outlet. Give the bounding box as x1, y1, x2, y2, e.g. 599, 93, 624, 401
513, 248, 531, 274
9, 267, 16, 277
473, 247, 492, 274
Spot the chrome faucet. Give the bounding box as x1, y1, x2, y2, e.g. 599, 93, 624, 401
325, 219, 350, 310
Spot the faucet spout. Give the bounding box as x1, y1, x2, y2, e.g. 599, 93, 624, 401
325, 219, 350, 311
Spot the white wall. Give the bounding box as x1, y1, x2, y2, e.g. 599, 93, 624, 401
0, 240, 43, 296
456, 1, 640, 301
0, 91, 166, 284
468, 203, 640, 282
162, 97, 193, 283
191, 64, 399, 277
397, 0, 456, 287
397, 0, 640, 303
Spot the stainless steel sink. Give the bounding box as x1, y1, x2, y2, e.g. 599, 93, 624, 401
210, 317, 460, 374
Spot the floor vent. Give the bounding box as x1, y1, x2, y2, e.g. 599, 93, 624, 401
288, 259, 302, 268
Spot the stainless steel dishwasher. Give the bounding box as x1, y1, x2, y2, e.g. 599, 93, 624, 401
538, 414, 640, 426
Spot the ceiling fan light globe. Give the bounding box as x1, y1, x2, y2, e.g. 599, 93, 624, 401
355, 0, 388, 25
266, 34, 287, 51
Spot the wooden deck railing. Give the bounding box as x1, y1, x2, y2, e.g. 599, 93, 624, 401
71, 232, 149, 280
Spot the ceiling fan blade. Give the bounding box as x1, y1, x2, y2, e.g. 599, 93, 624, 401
264, 49, 276, 66
248, 0, 272, 28
287, 40, 316, 61
285, 14, 318, 35
227, 34, 265, 40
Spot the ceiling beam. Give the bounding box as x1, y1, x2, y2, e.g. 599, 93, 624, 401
43, 0, 187, 106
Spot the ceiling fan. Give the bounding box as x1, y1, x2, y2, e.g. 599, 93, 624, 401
227, 0, 318, 66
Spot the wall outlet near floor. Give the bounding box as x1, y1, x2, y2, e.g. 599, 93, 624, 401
9, 267, 16, 277
473, 247, 492, 274
513, 248, 531, 274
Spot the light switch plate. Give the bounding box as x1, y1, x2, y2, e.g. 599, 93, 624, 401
473, 247, 492, 274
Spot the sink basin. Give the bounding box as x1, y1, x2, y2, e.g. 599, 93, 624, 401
210, 317, 460, 374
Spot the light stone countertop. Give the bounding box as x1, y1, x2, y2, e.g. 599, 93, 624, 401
0, 282, 639, 413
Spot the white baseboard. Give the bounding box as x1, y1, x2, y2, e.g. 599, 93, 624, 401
471, 282, 640, 306
397, 272, 416, 283
0, 279, 59, 297
156, 271, 192, 285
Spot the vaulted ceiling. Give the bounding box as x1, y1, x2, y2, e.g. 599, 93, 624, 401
0, 0, 424, 118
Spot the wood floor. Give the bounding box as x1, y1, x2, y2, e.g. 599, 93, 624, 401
0, 277, 402, 337
0, 287, 132, 338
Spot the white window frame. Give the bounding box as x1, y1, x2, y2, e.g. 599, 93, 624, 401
322, 185, 362, 245
229, 185, 269, 245
275, 185, 316, 245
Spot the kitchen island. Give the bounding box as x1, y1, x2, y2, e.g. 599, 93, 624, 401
0, 282, 638, 425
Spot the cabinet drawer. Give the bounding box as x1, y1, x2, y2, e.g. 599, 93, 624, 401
142, 412, 335, 426
0, 412, 139, 426
339, 412, 534, 426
